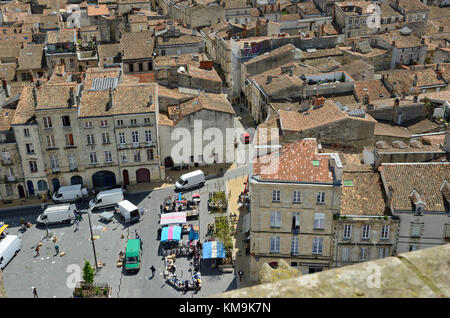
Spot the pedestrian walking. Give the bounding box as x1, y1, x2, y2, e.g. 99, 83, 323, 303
150, 265, 155, 278
238, 269, 244, 282
74, 218, 80, 231
135, 230, 143, 249
54, 244, 59, 256
32, 287, 38, 298
35, 245, 40, 256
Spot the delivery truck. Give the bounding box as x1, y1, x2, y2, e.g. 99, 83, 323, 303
36, 204, 76, 226
53, 184, 88, 203
0, 234, 21, 269
89, 188, 124, 211
116, 200, 142, 223
175, 170, 205, 191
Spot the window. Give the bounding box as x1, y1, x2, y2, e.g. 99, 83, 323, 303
291, 237, 299, 255
270, 211, 281, 228
341, 247, 350, 262
50, 154, 59, 169
380, 225, 390, 240
316, 192, 325, 204
130, 119, 137, 126
359, 247, 368, 261
132, 131, 139, 143
5, 184, 12, 196
24, 128, 30, 137
312, 238, 323, 254
272, 190, 280, 202
144, 118, 151, 125
120, 151, 127, 162
292, 212, 300, 233
145, 130, 152, 142
85, 121, 93, 128
62, 115, 71, 127
147, 148, 154, 161
343, 224, 352, 239
43, 116, 52, 129
119, 132, 126, 144
117, 119, 124, 127
37, 180, 48, 191
65, 134, 74, 146
444, 224, 450, 238
46, 135, 56, 148
314, 213, 325, 230
378, 248, 389, 259
29, 160, 38, 172
102, 133, 110, 144
100, 119, 108, 127
270, 236, 280, 253
89, 152, 97, 164
86, 134, 95, 145
26, 143, 34, 154
409, 245, 418, 252
104, 151, 112, 163
410, 223, 423, 238
293, 190, 301, 203
362, 224, 371, 240
129, 63, 134, 72
68, 154, 77, 170
133, 150, 141, 162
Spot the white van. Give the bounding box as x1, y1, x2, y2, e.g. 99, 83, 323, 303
116, 200, 142, 223
0, 235, 21, 269
53, 184, 88, 203
37, 204, 77, 226
175, 170, 205, 191
89, 188, 124, 211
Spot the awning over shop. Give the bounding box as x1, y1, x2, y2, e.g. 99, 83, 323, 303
202, 241, 226, 259
161, 225, 182, 242
0, 224, 8, 236
160, 212, 186, 226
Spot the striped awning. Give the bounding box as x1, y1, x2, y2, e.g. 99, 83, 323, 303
202, 241, 226, 259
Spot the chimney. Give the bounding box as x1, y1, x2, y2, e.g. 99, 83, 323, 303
148, 95, 153, 107
392, 98, 400, 124
413, 73, 418, 87
387, 184, 394, 210
363, 93, 369, 105
266, 76, 272, 84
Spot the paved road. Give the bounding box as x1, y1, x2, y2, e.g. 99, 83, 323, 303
1, 175, 244, 298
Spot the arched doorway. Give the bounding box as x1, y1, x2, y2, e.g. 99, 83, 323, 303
71, 175, 83, 185
164, 156, 174, 168
92, 171, 116, 189
37, 180, 48, 191
52, 178, 60, 192
26, 180, 35, 196
136, 168, 150, 183
18, 185, 25, 198
123, 170, 130, 186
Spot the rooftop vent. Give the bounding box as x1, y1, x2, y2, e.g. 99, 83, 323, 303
392, 140, 407, 149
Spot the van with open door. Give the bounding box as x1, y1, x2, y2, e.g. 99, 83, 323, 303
36, 204, 76, 226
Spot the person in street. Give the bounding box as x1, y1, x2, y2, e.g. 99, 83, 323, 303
54, 244, 59, 256
35, 245, 40, 256
150, 265, 155, 278
32, 287, 38, 298
238, 269, 244, 281
74, 218, 80, 231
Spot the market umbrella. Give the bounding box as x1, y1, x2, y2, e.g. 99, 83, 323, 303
202, 241, 226, 259
161, 225, 182, 242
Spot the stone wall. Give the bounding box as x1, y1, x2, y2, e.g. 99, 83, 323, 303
367, 103, 426, 125
214, 244, 450, 297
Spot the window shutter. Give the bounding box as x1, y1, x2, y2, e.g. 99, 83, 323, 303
295, 213, 300, 227
341, 247, 349, 261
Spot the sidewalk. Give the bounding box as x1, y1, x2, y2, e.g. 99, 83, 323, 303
226, 176, 256, 289
0, 197, 48, 211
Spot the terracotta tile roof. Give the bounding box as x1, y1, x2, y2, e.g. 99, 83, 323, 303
83, 67, 121, 90
158, 85, 196, 102
126, 72, 156, 83
301, 47, 343, 60
354, 80, 391, 102
98, 43, 120, 60
0, 63, 16, 81
393, 0, 429, 12
171, 92, 235, 121
380, 163, 450, 212
158, 112, 175, 126
335, 60, 374, 77
279, 13, 300, 21
153, 53, 208, 68
87, 4, 109, 16
341, 171, 386, 216
421, 133, 446, 146
35, 83, 78, 110
244, 44, 295, 65
157, 34, 204, 46
120, 31, 154, 60
0, 43, 21, 59
224, 0, 250, 9
180, 65, 222, 83
406, 119, 439, 134
254, 116, 280, 146
79, 83, 157, 118
279, 99, 347, 132
11, 85, 35, 125
252, 138, 334, 183
0, 107, 16, 131
256, 73, 304, 96
46, 29, 76, 44
17, 43, 44, 70
385, 68, 446, 92
374, 122, 412, 139
297, 1, 321, 16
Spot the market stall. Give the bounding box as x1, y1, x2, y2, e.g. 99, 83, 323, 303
202, 241, 226, 259
161, 225, 182, 243
160, 212, 187, 226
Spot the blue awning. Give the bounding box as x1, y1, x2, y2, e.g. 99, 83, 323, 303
202, 241, 226, 259
161, 225, 181, 242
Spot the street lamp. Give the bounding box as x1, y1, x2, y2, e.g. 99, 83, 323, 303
87, 208, 99, 272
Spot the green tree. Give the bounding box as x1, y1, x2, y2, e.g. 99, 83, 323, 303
82, 259, 95, 284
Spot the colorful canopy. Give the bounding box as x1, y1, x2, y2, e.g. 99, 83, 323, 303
160, 212, 186, 226
202, 241, 226, 259
161, 225, 182, 242
189, 225, 199, 240
0, 223, 8, 235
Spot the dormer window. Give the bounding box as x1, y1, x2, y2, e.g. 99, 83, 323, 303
410, 189, 426, 215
